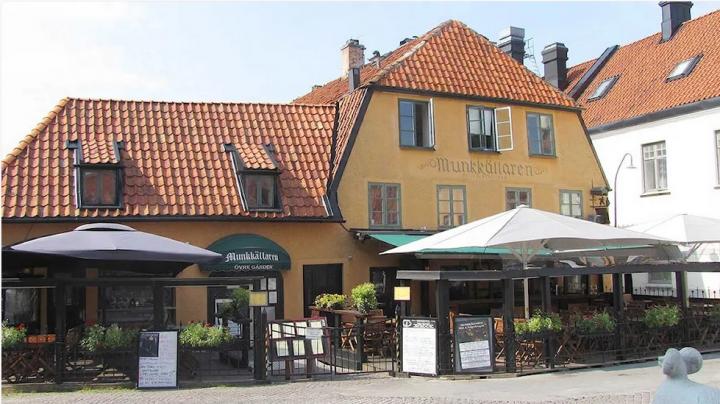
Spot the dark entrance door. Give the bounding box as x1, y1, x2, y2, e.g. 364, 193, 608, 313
303, 264, 342, 317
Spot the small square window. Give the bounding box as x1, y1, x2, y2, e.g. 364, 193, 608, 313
368, 183, 401, 228
399, 100, 433, 148
560, 190, 583, 218
243, 174, 279, 210
666, 55, 702, 81
527, 113, 555, 156
79, 168, 120, 207
506, 188, 531, 210
437, 185, 466, 228
588, 76, 619, 101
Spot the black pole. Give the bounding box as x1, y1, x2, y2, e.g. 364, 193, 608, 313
503, 278, 516, 373
540, 276, 555, 368
675, 271, 689, 344
435, 279, 451, 374
252, 280, 265, 381
54, 281, 66, 384
152, 282, 164, 330
612, 273, 625, 358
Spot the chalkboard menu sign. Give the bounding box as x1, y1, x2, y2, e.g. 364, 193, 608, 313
453, 316, 494, 373
137, 330, 178, 389
401, 318, 437, 375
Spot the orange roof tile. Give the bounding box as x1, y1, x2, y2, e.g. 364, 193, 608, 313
2, 98, 336, 220
237, 143, 277, 170
567, 10, 720, 129
565, 59, 595, 96
331, 88, 369, 181
295, 20, 576, 109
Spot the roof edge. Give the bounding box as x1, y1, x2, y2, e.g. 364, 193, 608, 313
588, 96, 720, 135
2, 214, 345, 224
568, 45, 619, 99
2, 97, 70, 167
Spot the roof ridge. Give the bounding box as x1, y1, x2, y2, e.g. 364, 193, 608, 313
2, 97, 70, 168
63, 96, 336, 108
569, 8, 720, 71
365, 20, 455, 85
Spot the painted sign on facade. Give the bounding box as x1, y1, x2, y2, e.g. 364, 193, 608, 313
202, 234, 291, 272
419, 157, 547, 179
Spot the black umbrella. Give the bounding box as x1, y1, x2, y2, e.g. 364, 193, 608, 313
6, 223, 221, 266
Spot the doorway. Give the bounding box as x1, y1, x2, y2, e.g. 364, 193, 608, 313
303, 264, 342, 317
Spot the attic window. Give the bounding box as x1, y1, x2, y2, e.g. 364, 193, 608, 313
243, 174, 279, 210
224, 143, 282, 212
588, 76, 619, 101
666, 55, 702, 81
79, 168, 121, 208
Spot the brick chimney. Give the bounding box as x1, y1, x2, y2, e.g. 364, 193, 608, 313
542, 43, 569, 90
660, 1, 693, 41
498, 27, 525, 64
341, 39, 365, 76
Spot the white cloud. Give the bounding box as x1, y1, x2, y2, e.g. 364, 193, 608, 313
0, 2, 166, 156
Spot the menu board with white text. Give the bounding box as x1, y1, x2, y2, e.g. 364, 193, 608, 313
401, 318, 437, 375
453, 316, 494, 373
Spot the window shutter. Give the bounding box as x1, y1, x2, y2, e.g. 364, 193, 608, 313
494, 107, 513, 151
428, 98, 436, 146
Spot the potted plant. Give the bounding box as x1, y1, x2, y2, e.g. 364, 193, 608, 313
79, 324, 138, 380
574, 311, 616, 336
314, 293, 348, 311
179, 322, 233, 349
643, 305, 681, 329
515, 310, 563, 339
2, 322, 27, 350
351, 283, 378, 314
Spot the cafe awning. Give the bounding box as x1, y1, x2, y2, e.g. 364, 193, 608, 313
367, 233, 426, 247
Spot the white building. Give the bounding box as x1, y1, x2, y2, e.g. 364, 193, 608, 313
542, 2, 720, 298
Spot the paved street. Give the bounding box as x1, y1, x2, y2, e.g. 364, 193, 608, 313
4, 354, 720, 404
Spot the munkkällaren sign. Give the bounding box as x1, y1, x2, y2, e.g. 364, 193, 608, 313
201, 234, 291, 272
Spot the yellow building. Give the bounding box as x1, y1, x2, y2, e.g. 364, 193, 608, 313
2, 20, 607, 332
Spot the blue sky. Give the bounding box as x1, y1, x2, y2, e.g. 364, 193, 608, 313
2, 1, 719, 155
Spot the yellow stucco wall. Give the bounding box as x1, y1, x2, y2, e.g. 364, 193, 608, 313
338, 90, 608, 229
2, 221, 402, 322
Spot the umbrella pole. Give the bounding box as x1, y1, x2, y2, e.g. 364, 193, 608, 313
523, 279, 530, 319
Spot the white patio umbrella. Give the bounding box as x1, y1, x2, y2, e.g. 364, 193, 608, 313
383, 205, 676, 318
626, 214, 720, 259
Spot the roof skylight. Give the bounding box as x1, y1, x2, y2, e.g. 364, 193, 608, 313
667, 55, 702, 81
588, 76, 619, 101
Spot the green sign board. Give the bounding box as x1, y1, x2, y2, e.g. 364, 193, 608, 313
201, 234, 291, 272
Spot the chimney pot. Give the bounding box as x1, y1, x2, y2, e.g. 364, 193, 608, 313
660, 2, 693, 41
498, 26, 526, 64
542, 42, 569, 90
341, 39, 365, 76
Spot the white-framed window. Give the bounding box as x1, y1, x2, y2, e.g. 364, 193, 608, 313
648, 272, 673, 285
560, 190, 583, 218
642, 141, 668, 193
368, 183, 401, 228
437, 185, 466, 229
666, 55, 702, 82
506, 188, 531, 210
399, 99, 434, 148
588, 76, 619, 101
715, 130, 720, 185
527, 113, 555, 156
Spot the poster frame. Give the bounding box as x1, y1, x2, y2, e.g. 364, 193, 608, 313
400, 316, 438, 376
452, 316, 495, 373
137, 329, 179, 390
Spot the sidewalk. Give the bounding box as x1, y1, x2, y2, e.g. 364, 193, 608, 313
4, 354, 719, 403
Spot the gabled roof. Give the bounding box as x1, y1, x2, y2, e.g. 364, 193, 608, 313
2, 98, 337, 220
567, 10, 720, 130
295, 20, 577, 109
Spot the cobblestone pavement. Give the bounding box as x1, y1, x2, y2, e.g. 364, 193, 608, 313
4, 354, 719, 404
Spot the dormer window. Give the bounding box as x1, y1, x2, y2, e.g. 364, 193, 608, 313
588, 76, 619, 101
243, 174, 279, 210
80, 168, 121, 207
666, 55, 702, 81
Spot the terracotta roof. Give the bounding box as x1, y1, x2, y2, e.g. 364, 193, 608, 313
565, 59, 595, 96
237, 143, 277, 170
2, 98, 337, 220
331, 88, 369, 181
294, 20, 577, 109
567, 10, 720, 129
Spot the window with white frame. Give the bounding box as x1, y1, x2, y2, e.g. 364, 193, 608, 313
648, 272, 672, 285
437, 185, 466, 228
560, 190, 583, 218
368, 183, 401, 228
399, 100, 434, 148
506, 188, 531, 210
642, 141, 668, 193
715, 130, 720, 184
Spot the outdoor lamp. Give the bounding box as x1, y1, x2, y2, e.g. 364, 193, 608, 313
249, 290, 269, 307
394, 286, 411, 301
613, 152, 637, 228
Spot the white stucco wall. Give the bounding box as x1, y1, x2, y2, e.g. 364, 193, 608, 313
590, 106, 720, 297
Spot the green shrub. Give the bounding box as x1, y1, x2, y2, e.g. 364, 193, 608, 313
180, 323, 233, 348
2, 322, 27, 349
575, 311, 616, 334
643, 305, 681, 328
219, 288, 250, 322
314, 293, 347, 310
515, 310, 562, 336
351, 282, 378, 314
709, 305, 720, 322
80, 324, 138, 352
